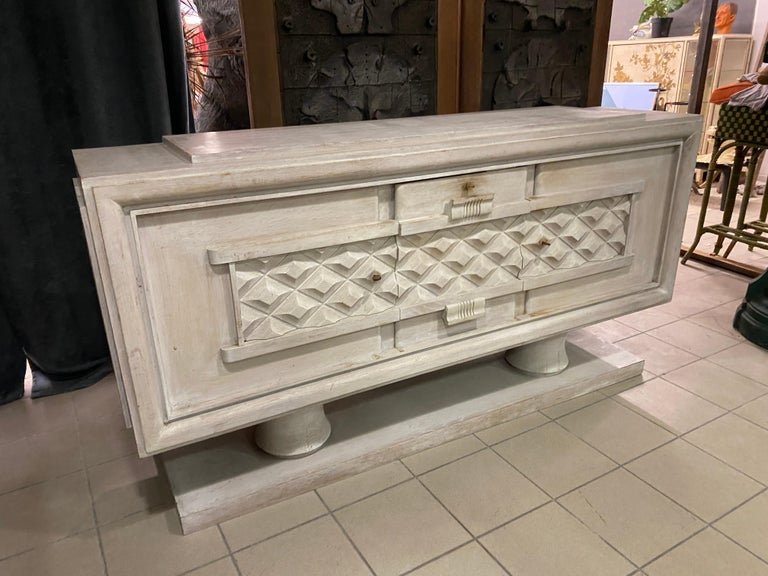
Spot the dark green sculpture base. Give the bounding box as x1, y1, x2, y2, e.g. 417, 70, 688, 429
734, 269, 768, 349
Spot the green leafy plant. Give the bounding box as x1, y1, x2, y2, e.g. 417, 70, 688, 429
638, 0, 686, 23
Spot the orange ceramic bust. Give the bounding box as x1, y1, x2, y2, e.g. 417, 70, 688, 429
715, 2, 738, 34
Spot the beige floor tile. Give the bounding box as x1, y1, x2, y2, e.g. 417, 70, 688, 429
408, 542, 506, 576
186, 557, 238, 576
654, 288, 729, 319
495, 423, 616, 497
235, 516, 370, 576
402, 435, 485, 475
560, 469, 703, 566
586, 319, 640, 343
688, 301, 746, 340
617, 379, 725, 434
78, 413, 137, 467
0, 530, 104, 576
716, 492, 768, 562
318, 461, 412, 510
616, 308, 679, 332
335, 480, 470, 576
710, 343, 768, 385
0, 425, 83, 494
687, 273, 748, 302
675, 261, 715, 285
475, 411, 549, 445
541, 390, 605, 419
557, 399, 673, 464
0, 471, 94, 560
88, 453, 172, 525
663, 360, 766, 410
71, 374, 124, 423
420, 450, 549, 536
220, 491, 327, 552
736, 395, 768, 430
0, 393, 77, 446
618, 334, 698, 376
685, 414, 768, 484
627, 440, 762, 522
647, 319, 740, 357
482, 502, 634, 576
645, 528, 768, 576
100, 508, 228, 576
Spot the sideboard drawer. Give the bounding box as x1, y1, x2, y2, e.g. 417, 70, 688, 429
532, 148, 668, 208
395, 292, 523, 352
395, 167, 532, 234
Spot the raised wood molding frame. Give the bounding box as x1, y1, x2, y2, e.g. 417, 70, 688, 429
437, 0, 462, 114
587, 0, 613, 107
459, 0, 484, 112
239, 0, 283, 128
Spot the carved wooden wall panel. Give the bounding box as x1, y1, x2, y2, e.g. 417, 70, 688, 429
481, 0, 596, 110
275, 0, 438, 124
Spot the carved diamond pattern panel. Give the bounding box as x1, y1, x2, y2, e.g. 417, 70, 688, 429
398, 195, 631, 305
398, 221, 523, 307
235, 237, 398, 341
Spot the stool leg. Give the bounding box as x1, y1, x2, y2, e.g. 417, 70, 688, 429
725, 150, 760, 258
683, 143, 721, 264
715, 145, 746, 255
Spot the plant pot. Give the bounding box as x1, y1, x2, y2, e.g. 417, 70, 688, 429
651, 17, 673, 38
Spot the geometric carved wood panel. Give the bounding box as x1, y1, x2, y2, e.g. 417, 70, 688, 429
398, 195, 630, 306
231, 195, 630, 341
235, 236, 399, 341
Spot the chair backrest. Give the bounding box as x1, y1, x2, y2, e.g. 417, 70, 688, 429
601, 82, 661, 111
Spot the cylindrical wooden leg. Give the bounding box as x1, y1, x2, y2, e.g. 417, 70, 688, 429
254, 404, 331, 458
505, 334, 569, 375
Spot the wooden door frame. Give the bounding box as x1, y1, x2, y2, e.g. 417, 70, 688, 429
239, 0, 462, 128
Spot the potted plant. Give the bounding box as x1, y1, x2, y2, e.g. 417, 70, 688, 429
639, 0, 685, 38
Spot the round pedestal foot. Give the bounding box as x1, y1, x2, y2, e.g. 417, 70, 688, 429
505, 334, 569, 375
254, 405, 331, 458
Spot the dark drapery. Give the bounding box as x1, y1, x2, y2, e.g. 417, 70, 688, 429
0, 1, 191, 402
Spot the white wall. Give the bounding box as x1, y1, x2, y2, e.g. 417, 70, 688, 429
609, 0, 645, 40
751, 0, 768, 68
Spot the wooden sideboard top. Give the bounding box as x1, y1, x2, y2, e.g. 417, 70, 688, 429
72, 108, 699, 184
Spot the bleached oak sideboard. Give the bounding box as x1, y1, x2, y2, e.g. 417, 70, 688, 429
74, 107, 700, 458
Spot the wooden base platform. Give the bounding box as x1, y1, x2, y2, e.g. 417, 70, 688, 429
161, 331, 643, 534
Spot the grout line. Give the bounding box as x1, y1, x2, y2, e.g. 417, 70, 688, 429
177, 554, 235, 576
214, 523, 243, 576
322, 474, 414, 516
326, 505, 378, 576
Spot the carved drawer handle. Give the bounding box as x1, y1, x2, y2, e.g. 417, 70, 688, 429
449, 194, 494, 221
443, 298, 486, 326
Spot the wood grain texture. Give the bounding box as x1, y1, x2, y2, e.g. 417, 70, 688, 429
437, 0, 462, 114
586, 0, 613, 107
459, 0, 484, 112
238, 0, 283, 127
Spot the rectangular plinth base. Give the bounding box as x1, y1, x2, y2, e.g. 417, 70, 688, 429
161, 331, 643, 534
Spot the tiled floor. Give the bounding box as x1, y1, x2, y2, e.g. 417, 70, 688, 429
1, 200, 767, 576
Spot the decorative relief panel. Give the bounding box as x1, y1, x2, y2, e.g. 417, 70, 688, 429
276, 0, 437, 125
229, 195, 630, 342
483, 0, 596, 110
398, 195, 630, 306
235, 237, 399, 341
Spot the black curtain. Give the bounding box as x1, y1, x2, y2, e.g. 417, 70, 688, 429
0, 1, 191, 403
